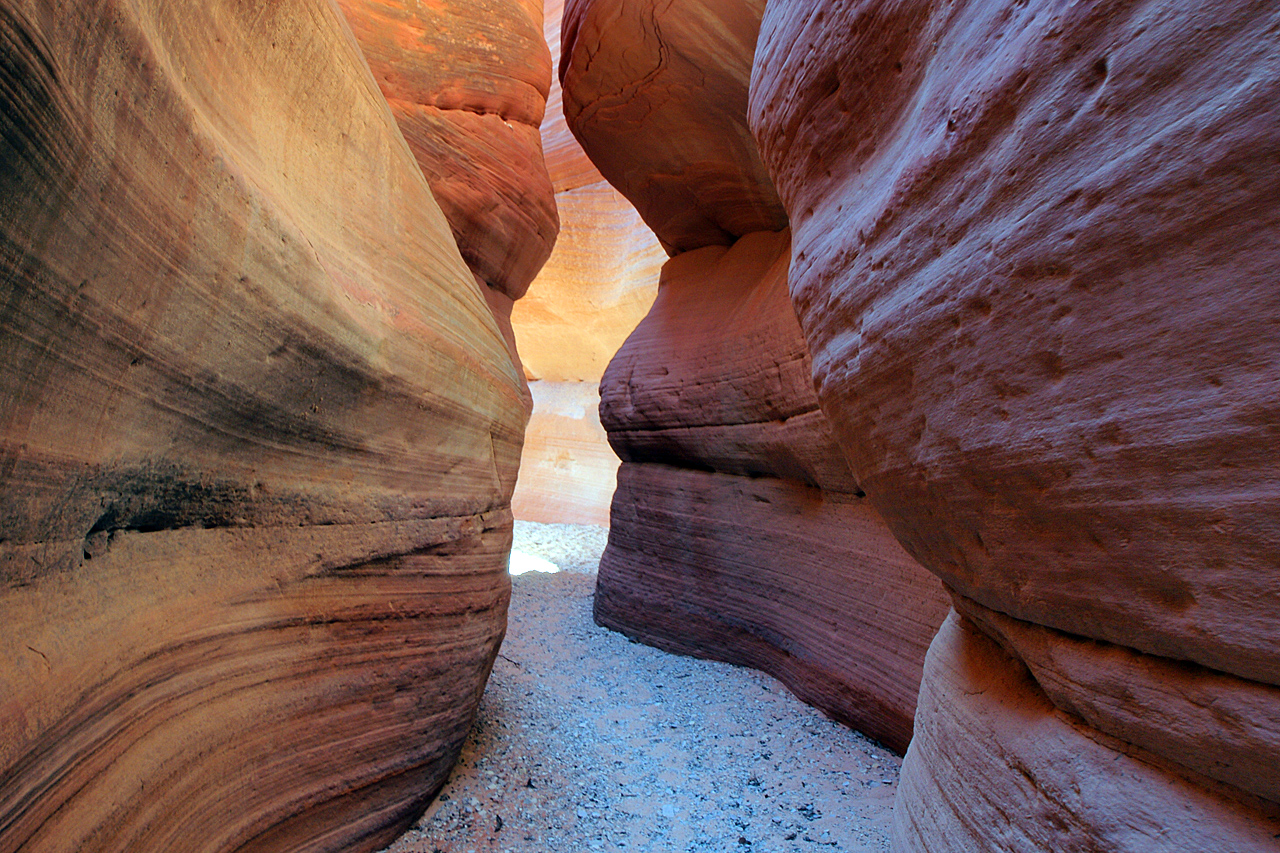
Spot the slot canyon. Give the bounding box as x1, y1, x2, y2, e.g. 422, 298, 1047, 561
0, 0, 1276, 852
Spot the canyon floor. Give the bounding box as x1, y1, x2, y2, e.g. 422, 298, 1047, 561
380, 522, 901, 853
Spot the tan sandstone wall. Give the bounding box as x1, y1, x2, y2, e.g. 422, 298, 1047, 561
0, 1, 554, 851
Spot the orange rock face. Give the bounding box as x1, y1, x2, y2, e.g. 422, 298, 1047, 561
510, 380, 619, 525
337, 0, 558, 298
750, 0, 1280, 845
507, 0, 663, 526
0, 1, 531, 851
560, 0, 787, 254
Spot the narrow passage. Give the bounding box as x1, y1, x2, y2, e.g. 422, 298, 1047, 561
382, 522, 900, 853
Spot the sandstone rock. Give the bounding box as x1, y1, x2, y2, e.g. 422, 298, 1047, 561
560, 0, 787, 254
338, 0, 558, 298
893, 612, 1280, 852
511, 381, 618, 526
506, 0, 660, 526
600, 229, 857, 493
0, 1, 526, 850
597, 463, 950, 753
510, 1, 661, 385
954, 594, 1280, 806
751, 0, 1280, 686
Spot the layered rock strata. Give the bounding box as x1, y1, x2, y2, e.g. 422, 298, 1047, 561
336, 0, 558, 300
599, 463, 949, 752
895, 612, 1280, 852
581, 208, 948, 747
750, 0, 1280, 846
507, 0, 663, 525
0, 1, 535, 851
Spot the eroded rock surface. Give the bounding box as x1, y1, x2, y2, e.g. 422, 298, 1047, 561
752, 0, 1280, 685
563, 0, 949, 751
894, 613, 1280, 852
560, 0, 787, 254
337, 0, 558, 299
507, 0, 662, 525
750, 0, 1280, 845
0, 1, 532, 850
598, 464, 948, 753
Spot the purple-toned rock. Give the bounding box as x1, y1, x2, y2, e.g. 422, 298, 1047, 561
598, 464, 949, 753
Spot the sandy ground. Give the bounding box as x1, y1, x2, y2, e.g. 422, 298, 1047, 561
381, 522, 900, 853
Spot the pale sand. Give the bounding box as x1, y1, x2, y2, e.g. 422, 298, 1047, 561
381, 521, 899, 853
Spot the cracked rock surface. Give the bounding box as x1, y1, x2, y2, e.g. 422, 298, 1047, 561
381, 522, 900, 853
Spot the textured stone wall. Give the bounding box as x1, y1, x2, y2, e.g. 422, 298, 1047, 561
0, 1, 550, 851
750, 0, 1280, 847
562, 0, 949, 753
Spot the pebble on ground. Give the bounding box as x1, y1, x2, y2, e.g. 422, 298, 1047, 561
380, 521, 901, 853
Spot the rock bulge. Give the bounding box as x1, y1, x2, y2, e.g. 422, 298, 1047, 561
750, 0, 1280, 848
563, 0, 950, 753
0, 1, 555, 851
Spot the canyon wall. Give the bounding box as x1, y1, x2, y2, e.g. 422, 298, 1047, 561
508, 0, 664, 526
562, 0, 949, 753
0, 1, 552, 851
750, 0, 1280, 848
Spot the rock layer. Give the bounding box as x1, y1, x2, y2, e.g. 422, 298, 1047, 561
564, 0, 949, 750
600, 230, 856, 492
0, 1, 529, 851
337, 0, 558, 298
560, 0, 786, 253
893, 613, 1280, 852
750, 0, 1280, 845
598, 464, 949, 753
591, 229, 947, 749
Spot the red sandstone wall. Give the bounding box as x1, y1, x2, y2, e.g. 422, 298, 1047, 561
750, 0, 1280, 847
561, 0, 950, 753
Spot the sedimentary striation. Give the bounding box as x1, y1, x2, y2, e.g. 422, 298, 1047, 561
0, 0, 543, 851
337, 0, 557, 300
750, 0, 1280, 846
564, 0, 949, 752
560, 0, 787, 254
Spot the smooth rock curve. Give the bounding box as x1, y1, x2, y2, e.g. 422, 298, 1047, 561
0, 1, 527, 850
